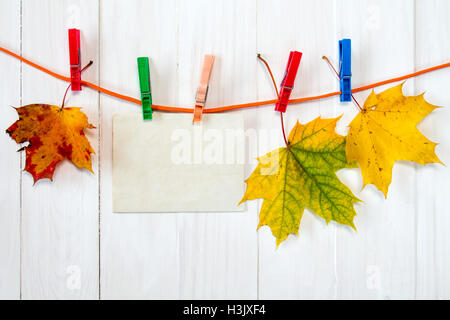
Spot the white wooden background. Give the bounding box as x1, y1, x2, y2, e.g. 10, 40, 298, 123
0, 0, 449, 300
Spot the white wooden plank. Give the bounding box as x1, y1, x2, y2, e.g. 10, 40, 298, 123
99, 0, 179, 299
1, 0, 447, 300
256, 0, 341, 299
415, 0, 450, 300
335, 0, 416, 299
176, 0, 258, 299
0, 0, 21, 299
21, 0, 99, 299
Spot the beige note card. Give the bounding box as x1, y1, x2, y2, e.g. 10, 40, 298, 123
113, 112, 245, 212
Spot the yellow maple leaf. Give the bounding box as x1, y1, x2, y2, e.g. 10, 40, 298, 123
6, 104, 95, 183
346, 83, 443, 197
240, 117, 360, 246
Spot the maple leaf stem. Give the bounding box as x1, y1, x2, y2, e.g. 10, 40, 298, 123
81, 60, 94, 73
61, 83, 72, 109
322, 56, 363, 111
257, 54, 289, 146
60, 61, 94, 110
257, 54, 280, 99
280, 112, 289, 147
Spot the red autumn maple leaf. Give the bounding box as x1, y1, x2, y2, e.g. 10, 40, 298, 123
6, 104, 95, 183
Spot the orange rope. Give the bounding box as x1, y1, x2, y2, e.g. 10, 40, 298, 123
1, 45, 449, 113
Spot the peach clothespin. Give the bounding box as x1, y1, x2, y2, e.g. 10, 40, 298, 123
193, 54, 215, 123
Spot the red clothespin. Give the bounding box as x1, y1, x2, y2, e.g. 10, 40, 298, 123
193, 55, 215, 123
68, 29, 81, 91
275, 51, 302, 113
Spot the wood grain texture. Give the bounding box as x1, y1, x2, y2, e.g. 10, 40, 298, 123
0, 0, 21, 299
99, 0, 179, 299
415, 0, 450, 300
335, 0, 417, 299
21, 0, 99, 299
256, 0, 342, 299
0, 0, 449, 299
176, 0, 258, 299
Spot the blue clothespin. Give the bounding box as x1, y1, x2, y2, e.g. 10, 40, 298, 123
339, 39, 351, 102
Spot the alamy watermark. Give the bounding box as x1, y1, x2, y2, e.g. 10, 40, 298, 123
66, 265, 81, 290
170, 127, 282, 175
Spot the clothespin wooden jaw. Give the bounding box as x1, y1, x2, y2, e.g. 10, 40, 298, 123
193, 55, 215, 123
274, 51, 302, 113
137, 57, 152, 120
68, 29, 81, 91
339, 39, 352, 102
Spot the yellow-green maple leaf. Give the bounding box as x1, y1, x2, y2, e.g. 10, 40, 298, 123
240, 117, 360, 246
346, 83, 443, 197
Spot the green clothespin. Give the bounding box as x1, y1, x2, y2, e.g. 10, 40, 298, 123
137, 57, 152, 120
